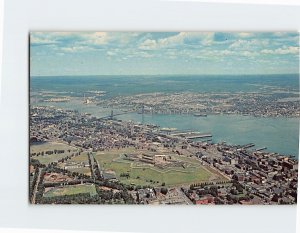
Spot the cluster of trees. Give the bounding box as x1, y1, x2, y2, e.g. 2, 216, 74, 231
208, 186, 219, 197
41, 182, 136, 204
31, 149, 67, 157
29, 167, 39, 199
87, 153, 102, 180
97, 189, 115, 200
57, 153, 77, 163
41, 193, 99, 204
215, 180, 232, 184
226, 194, 251, 204
232, 180, 244, 193
160, 187, 168, 195
92, 180, 126, 191
29, 159, 47, 202
133, 184, 153, 191
30, 151, 45, 157
190, 182, 215, 190
45, 150, 62, 155
43, 180, 83, 188
46, 164, 90, 180
87, 153, 94, 178
35, 168, 46, 204
214, 197, 225, 205
120, 173, 130, 178
93, 160, 102, 180
193, 185, 219, 197
120, 189, 135, 204
88, 153, 102, 180
96, 188, 132, 204
30, 158, 43, 168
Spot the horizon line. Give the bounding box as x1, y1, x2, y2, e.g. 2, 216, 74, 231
30, 73, 300, 78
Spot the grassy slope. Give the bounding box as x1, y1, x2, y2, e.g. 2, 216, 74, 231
44, 184, 97, 197
95, 147, 221, 187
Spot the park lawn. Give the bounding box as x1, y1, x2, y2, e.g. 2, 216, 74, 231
67, 167, 91, 176
172, 154, 203, 165
68, 152, 89, 163
95, 147, 219, 187
95, 147, 141, 171
32, 154, 69, 165
55, 152, 91, 175
43, 184, 97, 197
120, 166, 213, 187
54, 152, 90, 174
30, 142, 77, 154
31, 142, 79, 165
173, 154, 229, 182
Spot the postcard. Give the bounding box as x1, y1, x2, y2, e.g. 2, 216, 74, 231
29, 32, 299, 205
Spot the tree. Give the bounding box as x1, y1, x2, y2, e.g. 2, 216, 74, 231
161, 187, 168, 195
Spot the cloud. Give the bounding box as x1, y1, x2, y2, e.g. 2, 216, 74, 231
30, 37, 56, 45
82, 32, 108, 45
60, 45, 93, 53
30, 33, 58, 46
106, 51, 116, 56
261, 46, 299, 55
139, 39, 157, 50
229, 39, 269, 50
30, 32, 299, 75
237, 32, 255, 38
30, 32, 142, 50
160, 32, 214, 46
138, 32, 215, 51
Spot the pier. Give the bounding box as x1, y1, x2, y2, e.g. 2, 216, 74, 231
240, 143, 255, 149
255, 147, 267, 151
170, 131, 212, 139
186, 133, 212, 139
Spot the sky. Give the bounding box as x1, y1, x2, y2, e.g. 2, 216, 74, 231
30, 32, 299, 76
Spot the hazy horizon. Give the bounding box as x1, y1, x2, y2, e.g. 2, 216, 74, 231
30, 73, 300, 77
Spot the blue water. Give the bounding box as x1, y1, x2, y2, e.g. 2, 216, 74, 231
31, 74, 300, 158
118, 113, 299, 157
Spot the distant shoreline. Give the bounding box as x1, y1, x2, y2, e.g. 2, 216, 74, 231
30, 73, 300, 78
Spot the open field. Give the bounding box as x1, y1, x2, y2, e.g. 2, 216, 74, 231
95, 147, 226, 187
66, 167, 91, 175
59, 152, 91, 176
30, 141, 78, 154
43, 184, 97, 197
67, 152, 89, 163
30, 142, 78, 165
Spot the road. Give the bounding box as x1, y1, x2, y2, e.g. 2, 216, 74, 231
31, 169, 41, 204
176, 188, 193, 205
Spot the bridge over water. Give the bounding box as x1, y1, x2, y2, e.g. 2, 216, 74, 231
99, 109, 136, 119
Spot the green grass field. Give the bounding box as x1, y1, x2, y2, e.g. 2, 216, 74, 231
95, 147, 224, 187
30, 142, 78, 165
68, 152, 88, 163
66, 167, 91, 176
60, 152, 91, 175
43, 184, 97, 197
30, 142, 77, 154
